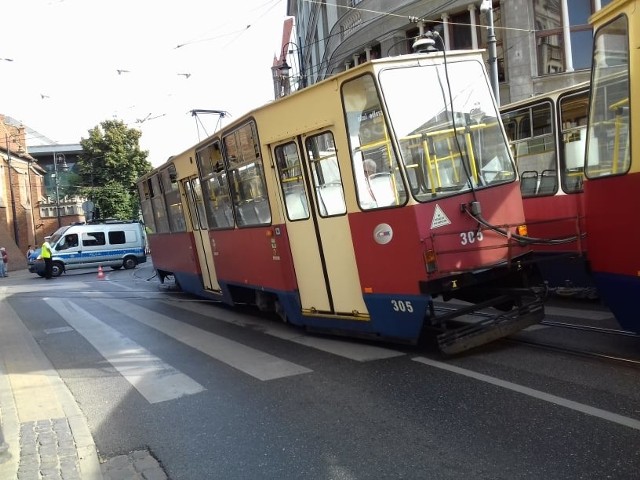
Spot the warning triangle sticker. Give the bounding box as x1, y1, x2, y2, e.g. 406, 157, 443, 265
431, 204, 451, 229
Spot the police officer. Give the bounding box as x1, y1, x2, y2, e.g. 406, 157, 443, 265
41, 236, 53, 279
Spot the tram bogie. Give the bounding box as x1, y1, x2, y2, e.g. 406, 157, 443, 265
138, 49, 545, 354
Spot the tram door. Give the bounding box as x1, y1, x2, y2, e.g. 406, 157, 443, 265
182, 177, 221, 292
273, 132, 367, 316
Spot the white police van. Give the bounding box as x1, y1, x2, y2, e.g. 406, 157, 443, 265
29, 220, 147, 277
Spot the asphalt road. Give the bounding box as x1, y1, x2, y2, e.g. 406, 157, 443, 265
4, 264, 640, 479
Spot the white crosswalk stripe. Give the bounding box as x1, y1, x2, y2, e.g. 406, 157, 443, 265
162, 298, 405, 361
94, 298, 313, 381
45, 298, 206, 404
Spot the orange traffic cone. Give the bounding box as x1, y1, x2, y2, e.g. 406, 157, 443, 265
97, 265, 105, 280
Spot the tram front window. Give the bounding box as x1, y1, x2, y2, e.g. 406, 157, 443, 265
378, 59, 515, 200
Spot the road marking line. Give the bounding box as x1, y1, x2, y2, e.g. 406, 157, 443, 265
96, 299, 312, 381
45, 298, 206, 404
164, 299, 405, 362
44, 326, 75, 335
413, 357, 640, 431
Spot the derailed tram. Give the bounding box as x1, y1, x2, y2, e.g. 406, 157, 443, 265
138, 48, 544, 354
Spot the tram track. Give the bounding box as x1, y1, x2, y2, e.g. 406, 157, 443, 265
540, 319, 640, 338
501, 336, 640, 368
506, 319, 640, 367
434, 303, 640, 366
10, 283, 640, 364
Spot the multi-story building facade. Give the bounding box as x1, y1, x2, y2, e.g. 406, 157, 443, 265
1, 116, 86, 268
28, 144, 87, 235
277, 0, 612, 105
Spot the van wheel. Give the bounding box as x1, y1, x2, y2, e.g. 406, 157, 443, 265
52, 262, 64, 277
123, 257, 138, 270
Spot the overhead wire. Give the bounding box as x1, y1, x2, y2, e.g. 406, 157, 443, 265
2, 0, 595, 153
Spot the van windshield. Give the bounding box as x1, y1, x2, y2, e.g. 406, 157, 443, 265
49, 226, 71, 246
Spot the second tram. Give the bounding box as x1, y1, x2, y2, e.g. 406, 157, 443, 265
500, 83, 596, 296
138, 49, 544, 354
584, 0, 639, 333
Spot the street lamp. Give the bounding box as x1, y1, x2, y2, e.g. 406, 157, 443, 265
278, 41, 306, 96
53, 153, 69, 227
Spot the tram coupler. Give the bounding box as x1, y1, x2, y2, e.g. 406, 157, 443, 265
431, 289, 545, 355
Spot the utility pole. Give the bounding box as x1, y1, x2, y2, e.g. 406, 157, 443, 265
481, 0, 500, 105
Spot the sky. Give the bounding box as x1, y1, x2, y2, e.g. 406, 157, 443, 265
1, 0, 289, 166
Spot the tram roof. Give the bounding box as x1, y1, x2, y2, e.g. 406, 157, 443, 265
500, 81, 591, 111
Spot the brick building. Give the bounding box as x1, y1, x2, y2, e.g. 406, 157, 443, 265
0, 117, 44, 271
1, 116, 85, 272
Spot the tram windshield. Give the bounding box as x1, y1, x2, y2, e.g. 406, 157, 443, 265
378, 59, 515, 200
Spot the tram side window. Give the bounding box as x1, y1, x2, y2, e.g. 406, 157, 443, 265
165, 190, 186, 232
501, 102, 556, 197
150, 175, 171, 232
197, 142, 234, 229
139, 180, 151, 200
275, 142, 309, 221
139, 179, 157, 234
160, 165, 179, 193
341, 74, 406, 210
559, 90, 589, 193
160, 166, 187, 232
305, 132, 346, 217
224, 121, 271, 227
586, 16, 630, 179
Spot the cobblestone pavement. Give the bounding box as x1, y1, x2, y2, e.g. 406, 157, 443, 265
17, 418, 81, 480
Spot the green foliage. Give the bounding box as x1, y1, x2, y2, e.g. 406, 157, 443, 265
72, 119, 153, 219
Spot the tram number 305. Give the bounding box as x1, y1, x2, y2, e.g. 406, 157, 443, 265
460, 230, 484, 245
391, 300, 414, 313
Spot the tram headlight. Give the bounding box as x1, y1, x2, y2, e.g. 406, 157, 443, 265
424, 249, 438, 274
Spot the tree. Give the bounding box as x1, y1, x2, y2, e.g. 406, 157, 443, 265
72, 120, 153, 220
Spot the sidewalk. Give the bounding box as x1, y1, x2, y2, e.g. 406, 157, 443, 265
0, 269, 167, 480
0, 269, 102, 479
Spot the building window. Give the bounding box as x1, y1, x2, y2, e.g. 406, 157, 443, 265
534, 0, 608, 76
450, 10, 473, 50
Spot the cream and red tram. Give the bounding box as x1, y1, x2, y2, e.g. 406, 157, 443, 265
138, 50, 544, 354
583, 0, 640, 333
500, 83, 594, 295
